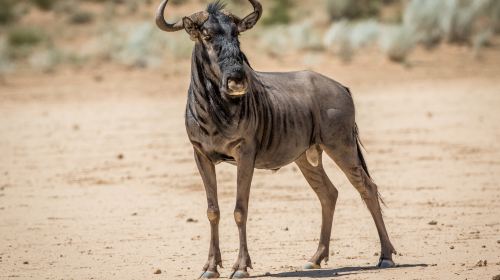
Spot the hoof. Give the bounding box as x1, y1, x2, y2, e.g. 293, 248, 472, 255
303, 262, 321, 269
230, 270, 250, 279
377, 259, 395, 268
199, 270, 220, 279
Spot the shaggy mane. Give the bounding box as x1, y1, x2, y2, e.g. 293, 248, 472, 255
207, 0, 226, 14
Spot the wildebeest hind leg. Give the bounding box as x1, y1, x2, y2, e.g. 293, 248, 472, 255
295, 146, 338, 269
322, 140, 396, 268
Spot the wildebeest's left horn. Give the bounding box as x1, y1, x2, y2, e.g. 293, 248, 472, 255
156, 0, 184, 32
245, 0, 263, 23
231, 0, 262, 32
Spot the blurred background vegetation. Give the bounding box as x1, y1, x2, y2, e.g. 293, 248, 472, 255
0, 0, 499, 74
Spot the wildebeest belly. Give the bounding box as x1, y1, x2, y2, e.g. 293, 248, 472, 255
193, 125, 313, 169
252, 117, 315, 169
198, 137, 309, 169
253, 145, 309, 169
205, 143, 310, 170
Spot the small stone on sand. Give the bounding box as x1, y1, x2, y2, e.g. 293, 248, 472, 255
475, 260, 487, 267
154, 269, 162, 274
428, 220, 438, 225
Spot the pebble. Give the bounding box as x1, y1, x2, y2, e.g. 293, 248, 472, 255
154, 269, 162, 274
475, 260, 487, 267
450, 245, 454, 249
428, 220, 438, 225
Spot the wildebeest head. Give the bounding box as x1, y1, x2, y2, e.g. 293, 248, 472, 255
156, 0, 262, 98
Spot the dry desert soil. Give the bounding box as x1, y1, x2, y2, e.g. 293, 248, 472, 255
1, 46, 500, 280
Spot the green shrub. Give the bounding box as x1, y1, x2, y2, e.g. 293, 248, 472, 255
326, 0, 380, 21
69, 10, 94, 24
5, 27, 47, 60
171, 0, 189, 5
31, 0, 58, 11
0, 0, 17, 24
262, 0, 293, 25
7, 27, 44, 47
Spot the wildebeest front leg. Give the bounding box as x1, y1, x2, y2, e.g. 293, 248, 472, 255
229, 144, 256, 279
194, 150, 222, 279
295, 147, 339, 269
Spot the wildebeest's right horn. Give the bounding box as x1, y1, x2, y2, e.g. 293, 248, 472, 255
156, 0, 184, 32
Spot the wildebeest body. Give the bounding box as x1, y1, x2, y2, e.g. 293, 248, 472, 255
186, 63, 355, 170
156, 0, 396, 278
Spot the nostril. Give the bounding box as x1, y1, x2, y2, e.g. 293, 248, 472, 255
228, 74, 243, 83
227, 80, 243, 91
228, 79, 245, 91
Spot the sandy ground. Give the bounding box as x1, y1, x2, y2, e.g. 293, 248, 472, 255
1, 46, 500, 280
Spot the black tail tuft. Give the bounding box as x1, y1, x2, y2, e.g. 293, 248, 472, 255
354, 123, 387, 207
354, 123, 370, 178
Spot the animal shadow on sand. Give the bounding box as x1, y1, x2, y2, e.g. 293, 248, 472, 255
256, 263, 428, 278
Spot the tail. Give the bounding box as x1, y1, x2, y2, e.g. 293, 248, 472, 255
354, 123, 387, 207
345, 86, 370, 178
354, 123, 370, 178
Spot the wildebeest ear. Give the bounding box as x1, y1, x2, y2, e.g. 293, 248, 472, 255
238, 11, 260, 32
183, 17, 200, 41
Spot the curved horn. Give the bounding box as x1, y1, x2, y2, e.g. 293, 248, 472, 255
156, 0, 184, 32
245, 0, 263, 21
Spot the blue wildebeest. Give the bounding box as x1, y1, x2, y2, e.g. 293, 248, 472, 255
156, 0, 396, 278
